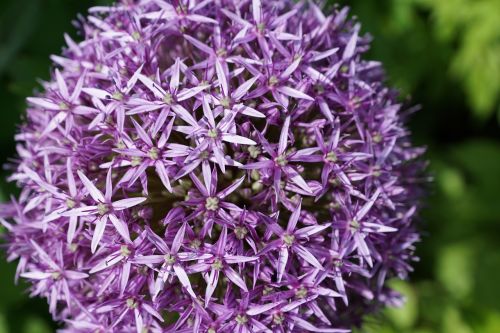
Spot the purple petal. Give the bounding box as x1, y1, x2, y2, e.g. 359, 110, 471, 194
177, 84, 209, 101
91, 216, 107, 253
277, 86, 314, 101
108, 213, 131, 242
252, 0, 262, 23
224, 266, 248, 291
171, 104, 198, 127
155, 161, 173, 193
278, 116, 290, 154
55, 69, 69, 100
233, 77, 258, 100
354, 232, 373, 267
218, 176, 245, 198
112, 197, 147, 210
82, 88, 111, 100
77, 170, 105, 203
355, 188, 381, 221
287, 199, 302, 233
294, 244, 323, 269
205, 269, 219, 307
342, 29, 358, 60
131, 119, 153, 147
137, 74, 166, 98
246, 301, 282, 316
221, 134, 256, 145
277, 247, 288, 283
224, 255, 258, 264
21, 271, 53, 280
64, 270, 89, 280
27, 97, 60, 110
183, 34, 214, 55
215, 58, 229, 96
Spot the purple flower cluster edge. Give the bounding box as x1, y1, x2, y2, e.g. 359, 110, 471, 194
0, 0, 427, 332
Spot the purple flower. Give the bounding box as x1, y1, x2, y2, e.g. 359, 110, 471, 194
2, 0, 426, 332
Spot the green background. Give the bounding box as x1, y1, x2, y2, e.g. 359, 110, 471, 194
1, 0, 500, 332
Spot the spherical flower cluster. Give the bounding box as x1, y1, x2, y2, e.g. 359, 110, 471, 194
1, 0, 425, 332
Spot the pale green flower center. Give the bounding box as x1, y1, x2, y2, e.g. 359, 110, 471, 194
190, 239, 201, 250
66, 198, 76, 209
163, 93, 173, 105
252, 181, 263, 192
120, 245, 131, 257
59, 102, 69, 110
328, 177, 341, 187
97, 203, 110, 216
235, 314, 248, 325
164, 253, 176, 265
257, 22, 266, 33
349, 219, 360, 231
205, 197, 219, 211
326, 151, 337, 162
126, 298, 138, 309
220, 97, 231, 108
273, 313, 285, 325
131, 31, 141, 40
200, 150, 210, 160
112, 92, 123, 100
295, 286, 308, 299
116, 140, 126, 149
283, 234, 295, 246
263, 286, 273, 295
268, 75, 279, 87
131, 156, 142, 167
148, 147, 159, 160
211, 258, 223, 270
275, 154, 288, 167
314, 83, 325, 94
248, 146, 261, 159
329, 202, 341, 211
216, 48, 227, 58
207, 129, 219, 139
234, 226, 248, 240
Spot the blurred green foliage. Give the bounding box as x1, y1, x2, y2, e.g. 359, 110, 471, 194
421, 0, 500, 119
1, 0, 500, 332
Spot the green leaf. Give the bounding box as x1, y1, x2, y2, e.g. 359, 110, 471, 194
0, 313, 8, 333
436, 243, 474, 300
385, 280, 418, 329
442, 307, 473, 333
437, 167, 466, 200
418, 0, 500, 118
473, 248, 500, 311
474, 311, 500, 333
0, 260, 28, 309
22, 316, 52, 333
0, 0, 41, 76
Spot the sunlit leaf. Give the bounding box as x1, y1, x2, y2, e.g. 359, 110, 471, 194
442, 307, 473, 333
22, 317, 51, 333
384, 280, 418, 329
0, 313, 7, 333
436, 243, 474, 300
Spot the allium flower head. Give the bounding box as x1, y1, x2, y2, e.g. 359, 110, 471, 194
1, 0, 426, 332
